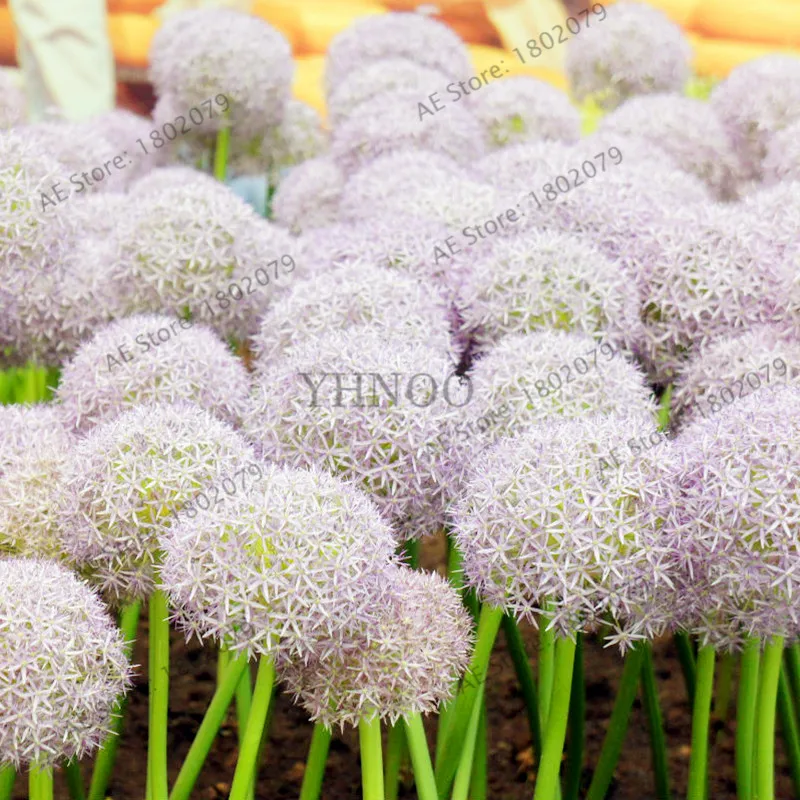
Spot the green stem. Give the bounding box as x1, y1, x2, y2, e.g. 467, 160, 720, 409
533, 636, 577, 800
687, 645, 716, 800
358, 716, 384, 800
451, 683, 485, 800
63, 759, 85, 800
674, 632, 697, 705
469, 699, 488, 800
502, 614, 542, 764
233, 657, 253, 800
564, 633, 585, 800
640, 643, 671, 800
147, 590, 170, 800
714, 650, 735, 727
299, 723, 332, 800
737, 638, 761, 800
539, 617, 556, 730
88, 600, 141, 800
384, 722, 406, 800
0, 766, 14, 800
169, 654, 249, 800
228, 656, 276, 800
30, 766, 53, 800
213, 121, 230, 183
657, 383, 673, 431
785, 645, 800, 728
404, 713, 438, 800
434, 604, 503, 797
585, 643, 646, 800
778, 666, 800, 800
755, 636, 785, 800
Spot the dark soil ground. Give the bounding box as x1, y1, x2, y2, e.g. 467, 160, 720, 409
17, 533, 793, 799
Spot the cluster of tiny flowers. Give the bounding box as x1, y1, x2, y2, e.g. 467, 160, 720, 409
160, 464, 399, 662
564, 1, 691, 109
741, 181, 800, 255
271, 156, 344, 234
55, 403, 255, 602
128, 165, 219, 197
0, 559, 132, 769
279, 565, 473, 728
762, 119, 800, 185
472, 139, 580, 193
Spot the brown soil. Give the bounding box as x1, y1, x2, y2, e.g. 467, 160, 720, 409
15, 534, 793, 800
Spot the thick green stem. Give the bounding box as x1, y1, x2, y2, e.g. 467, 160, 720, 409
538, 618, 556, 731
778, 666, 800, 800
640, 643, 671, 800
384, 722, 406, 800
737, 638, 761, 800
674, 632, 697, 705
451, 684, 485, 800
213, 122, 230, 182
687, 645, 716, 800
169, 654, 249, 800
63, 759, 85, 800
404, 713, 438, 800
299, 723, 332, 800
785, 645, 800, 728
502, 614, 541, 765
29, 766, 53, 800
533, 636, 577, 800
470, 699, 488, 800
585, 643, 646, 800
714, 651, 735, 727
358, 716, 384, 800
434, 604, 503, 797
0, 765, 14, 800
228, 656, 276, 800
755, 636, 785, 800
564, 633, 585, 800
147, 590, 170, 800
88, 600, 141, 800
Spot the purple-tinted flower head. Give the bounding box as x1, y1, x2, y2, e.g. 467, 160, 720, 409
280, 564, 473, 728
160, 464, 398, 661
0, 406, 74, 560
741, 181, 800, 255
271, 156, 344, 234
450, 412, 677, 647
56, 313, 252, 433
128, 164, 218, 196
673, 324, 800, 428
325, 12, 472, 96
331, 89, 485, 175
0, 558, 132, 769
597, 94, 744, 199
457, 228, 642, 352
472, 77, 581, 149
243, 325, 468, 540
89, 108, 155, 184
565, 1, 691, 109
762, 118, 800, 185
710, 55, 800, 180
55, 403, 255, 602
327, 58, 454, 128
472, 139, 579, 193
149, 8, 293, 138
251, 260, 456, 367
0, 71, 26, 129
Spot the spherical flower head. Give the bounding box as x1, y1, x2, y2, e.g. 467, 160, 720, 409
325, 12, 472, 96
741, 181, 800, 256
0, 558, 132, 769
251, 260, 456, 367
565, 1, 691, 110
327, 58, 454, 128
0, 406, 74, 560
450, 412, 677, 646
160, 463, 399, 662
673, 324, 800, 428
271, 156, 344, 234
331, 89, 485, 175
667, 386, 800, 645
243, 326, 469, 540
56, 313, 252, 433
457, 228, 643, 352
280, 565, 473, 728
472, 139, 579, 193
55, 402, 255, 602
597, 94, 744, 199
90, 108, 156, 184
128, 164, 219, 196
762, 118, 800, 185
0, 71, 26, 129
472, 77, 581, 149
710, 55, 800, 180
149, 8, 293, 138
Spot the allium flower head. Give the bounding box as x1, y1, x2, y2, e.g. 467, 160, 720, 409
331, 90, 485, 174
128, 165, 219, 196
271, 156, 344, 234
90, 109, 155, 184
0, 558, 132, 769
710, 55, 800, 179
149, 8, 293, 138
741, 181, 800, 255
160, 464, 398, 661
472, 77, 581, 149
458, 228, 642, 352
472, 139, 579, 192
325, 12, 472, 95
55, 403, 255, 602
243, 325, 468, 540
565, 1, 691, 109
0, 71, 26, 129
0, 406, 73, 559
251, 261, 456, 366
597, 94, 743, 199
673, 323, 800, 427
762, 118, 800, 185
57, 313, 252, 432
280, 565, 473, 728
450, 412, 677, 646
